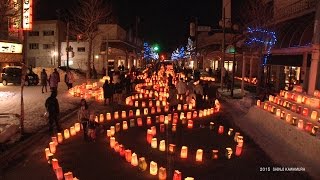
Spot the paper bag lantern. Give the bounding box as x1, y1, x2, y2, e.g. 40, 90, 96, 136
75, 123, 81, 132
57, 133, 63, 144
114, 111, 119, 120
257, 100, 261, 107
99, 114, 104, 123
210, 122, 215, 130
52, 137, 58, 146
228, 128, 233, 136
158, 167, 167, 180
123, 121, 128, 130
156, 100, 160, 107
137, 118, 143, 126
119, 145, 125, 156
55, 167, 63, 180
188, 104, 192, 110
114, 142, 119, 152
169, 144, 176, 154
196, 149, 203, 162
212, 150, 219, 159
305, 122, 312, 132
204, 109, 208, 116
138, 157, 147, 171
125, 149, 132, 163
187, 120, 193, 129
172, 124, 177, 132
311, 111, 318, 120
173, 170, 182, 180
225, 147, 233, 159
106, 113, 111, 121
151, 126, 157, 136
129, 110, 134, 117
136, 109, 141, 116
150, 161, 158, 175
147, 117, 152, 125
180, 146, 188, 159
147, 129, 153, 144
64, 129, 70, 139
149, 101, 153, 107
144, 108, 149, 115
64, 172, 73, 180
151, 107, 156, 114
276, 109, 281, 117
180, 112, 185, 120
235, 145, 242, 156
187, 112, 192, 119
110, 126, 115, 136
199, 110, 203, 118
157, 106, 162, 113
130, 119, 135, 127
234, 132, 240, 142
70, 126, 76, 136
49, 142, 56, 154
121, 111, 127, 119
183, 104, 188, 111
142, 101, 146, 108
159, 140, 166, 151
286, 114, 292, 123
151, 138, 157, 149
298, 120, 304, 129
52, 159, 59, 170
218, 126, 224, 134
302, 108, 309, 116
177, 104, 182, 111
45, 148, 51, 160
192, 111, 198, 118
110, 137, 116, 148
135, 101, 139, 107
311, 126, 319, 136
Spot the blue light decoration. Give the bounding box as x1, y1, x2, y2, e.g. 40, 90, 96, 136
171, 47, 186, 60
245, 27, 277, 65
144, 42, 159, 61
185, 37, 195, 59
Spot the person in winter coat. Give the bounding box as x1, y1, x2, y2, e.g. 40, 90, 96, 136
41, 69, 48, 93
103, 80, 112, 105
176, 78, 187, 98
45, 91, 61, 133
78, 99, 89, 140
168, 83, 179, 111
49, 68, 60, 92
194, 81, 204, 109
65, 70, 75, 89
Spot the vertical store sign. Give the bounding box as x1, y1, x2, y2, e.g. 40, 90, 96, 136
22, 0, 33, 30
9, 0, 20, 35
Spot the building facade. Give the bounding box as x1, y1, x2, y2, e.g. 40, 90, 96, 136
25, 20, 66, 68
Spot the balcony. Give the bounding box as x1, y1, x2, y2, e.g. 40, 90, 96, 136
274, 0, 318, 23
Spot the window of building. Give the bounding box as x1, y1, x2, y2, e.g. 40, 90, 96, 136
28, 31, 39, 36
43, 44, 54, 49
77, 47, 86, 52
43, 30, 55, 36
29, 43, 39, 50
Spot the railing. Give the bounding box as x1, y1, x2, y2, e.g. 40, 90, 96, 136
274, 0, 318, 21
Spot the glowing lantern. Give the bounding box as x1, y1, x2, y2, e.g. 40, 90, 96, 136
164, 105, 169, 112
158, 167, 167, 180
137, 118, 143, 126
99, 114, 104, 123
147, 129, 153, 144
144, 108, 148, 115
45, 148, 51, 160
228, 128, 233, 136
257, 100, 261, 107
114, 142, 119, 152
52, 158, 59, 170
147, 117, 152, 125
119, 145, 125, 156
151, 138, 157, 149
70, 126, 76, 136
199, 110, 203, 118
168, 144, 176, 154
173, 170, 182, 180
106, 130, 111, 138
311, 126, 319, 136
298, 120, 304, 129
276, 109, 281, 117
297, 95, 302, 103
286, 114, 292, 123
218, 126, 224, 134
204, 109, 208, 116
156, 100, 160, 107
238, 139, 244, 147
196, 149, 203, 162
47, 153, 54, 164
75, 123, 81, 132
162, 101, 167, 107
159, 140, 166, 151
130, 153, 138, 166
142, 101, 146, 107
148, 101, 153, 107
136, 109, 141, 116
157, 107, 162, 113
160, 115, 165, 123
110, 137, 115, 148
212, 150, 219, 159
151, 126, 157, 136
303, 108, 309, 116
180, 112, 185, 120
135, 101, 139, 107
55, 167, 63, 180
138, 157, 147, 171
57, 133, 63, 144
64, 129, 70, 139
172, 124, 177, 132
125, 149, 132, 163
235, 145, 242, 156
305, 123, 312, 132
186, 112, 192, 119
64, 172, 73, 180
116, 123, 121, 132
150, 161, 158, 175
122, 121, 128, 130
185, 177, 194, 180
151, 107, 156, 114
49, 142, 56, 154
112, 112, 118, 120
129, 110, 134, 117
94, 116, 99, 123
291, 104, 297, 112
188, 104, 192, 110
280, 111, 285, 119
180, 146, 188, 159
177, 104, 182, 111
192, 111, 198, 118
110, 126, 115, 136
106, 113, 111, 121
52, 137, 58, 146
234, 132, 240, 142
297, 106, 302, 114
311, 111, 318, 120
226, 147, 233, 159
291, 117, 298, 126
187, 120, 193, 129
183, 104, 188, 111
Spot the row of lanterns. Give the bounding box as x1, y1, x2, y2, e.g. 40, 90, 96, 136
279, 90, 320, 109
68, 82, 103, 101
44, 122, 82, 180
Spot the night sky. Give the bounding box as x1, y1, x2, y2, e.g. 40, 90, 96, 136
34, 0, 242, 52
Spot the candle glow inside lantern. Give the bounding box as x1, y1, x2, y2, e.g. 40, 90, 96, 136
151, 126, 157, 136
142, 101, 146, 107
235, 145, 242, 156
147, 117, 152, 125
99, 114, 104, 123
218, 126, 224, 134
187, 120, 193, 129
204, 109, 208, 116
49, 142, 56, 154
311, 111, 318, 120
311, 126, 319, 136
64, 172, 73, 180
172, 124, 177, 132
45, 148, 51, 160
291, 117, 298, 126
119, 145, 125, 156
70, 126, 76, 136
297, 95, 302, 103
212, 150, 219, 159
298, 120, 304, 129
193, 111, 198, 118
131, 153, 138, 166
303, 108, 309, 116
64, 129, 70, 139
226, 147, 233, 159
180, 112, 185, 120
136, 109, 141, 116
75, 123, 81, 132
137, 118, 143, 126
159, 140, 166, 151
196, 149, 203, 162
135, 101, 139, 107
106, 113, 111, 121
149, 101, 153, 107
158, 167, 167, 180
150, 161, 158, 175
125, 149, 132, 163
55, 166, 63, 180
121, 111, 126, 119
180, 146, 188, 159
160, 115, 165, 123
138, 157, 147, 171
114, 142, 119, 152
257, 100, 261, 107
157, 106, 162, 113
110, 137, 116, 148
188, 104, 192, 110
123, 121, 128, 130
187, 112, 192, 119
183, 104, 188, 111
151, 138, 157, 149
114, 111, 119, 120
129, 110, 134, 117
276, 109, 281, 117
169, 144, 176, 154
305, 122, 312, 132
52, 137, 58, 146
199, 110, 203, 118
151, 107, 156, 114
177, 104, 181, 111
144, 108, 148, 115
228, 128, 233, 136
110, 126, 115, 136
147, 129, 153, 144
173, 170, 182, 180
52, 158, 59, 170
286, 114, 292, 123
57, 133, 63, 144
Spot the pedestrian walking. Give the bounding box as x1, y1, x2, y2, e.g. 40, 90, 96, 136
49, 68, 60, 92
168, 83, 179, 111
103, 80, 112, 105
45, 91, 61, 133
176, 78, 187, 100
65, 70, 75, 89
41, 69, 48, 93
78, 99, 89, 140
87, 113, 98, 141
194, 81, 204, 109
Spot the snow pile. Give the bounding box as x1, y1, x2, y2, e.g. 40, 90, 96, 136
0, 91, 16, 102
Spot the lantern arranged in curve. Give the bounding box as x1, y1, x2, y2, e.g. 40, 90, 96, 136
150, 161, 158, 175
196, 149, 203, 162
180, 146, 188, 159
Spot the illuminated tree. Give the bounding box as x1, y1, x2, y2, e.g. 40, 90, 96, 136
185, 37, 195, 59
144, 42, 159, 62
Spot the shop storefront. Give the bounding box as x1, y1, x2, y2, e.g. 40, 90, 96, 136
0, 41, 23, 72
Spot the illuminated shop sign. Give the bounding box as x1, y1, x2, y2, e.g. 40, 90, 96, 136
0, 42, 23, 53
23, 0, 33, 30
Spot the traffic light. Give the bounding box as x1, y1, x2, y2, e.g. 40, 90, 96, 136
153, 45, 159, 52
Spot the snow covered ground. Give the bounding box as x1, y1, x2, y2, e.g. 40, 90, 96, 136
0, 71, 88, 133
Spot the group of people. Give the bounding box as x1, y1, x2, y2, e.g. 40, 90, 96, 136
41, 68, 75, 93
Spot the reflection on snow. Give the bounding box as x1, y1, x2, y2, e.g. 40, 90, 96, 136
0, 91, 16, 101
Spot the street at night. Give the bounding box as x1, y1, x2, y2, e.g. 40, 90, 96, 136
1, 0, 320, 180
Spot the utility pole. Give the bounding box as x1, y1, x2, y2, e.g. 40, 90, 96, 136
66, 21, 69, 69
221, 7, 226, 90
105, 34, 109, 76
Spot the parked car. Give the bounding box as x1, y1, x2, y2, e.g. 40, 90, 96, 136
0, 66, 39, 86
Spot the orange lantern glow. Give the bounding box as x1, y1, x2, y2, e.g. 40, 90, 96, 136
52, 158, 59, 170
297, 95, 302, 103
187, 120, 193, 129
136, 109, 141, 116
147, 129, 153, 144
180, 112, 185, 120
137, 118, 143, 126
183, 104, 188, 111
235, 145, 242, 156
123, 121, 128, 130
169, 144, 176, 154
199, 110, 203, 118
49, 142, 56, 154
70, 126, 76, 136
114, 142, 119, 152
75, 123, 81, 132
110, 137, 115, 148
158, 167, 167, 180
234, 132, 240, 142
218, 126, 224, 134
114, 111, 119, 120
298, 120, 304, 129
177, 104, 181, 111
159, 140, 166, 151
52, 137, 58, 146
121, 111, 126, 119
64, 129, 70, 139
160, 115, 165, 123
311, 126, 319, 136
151, 107, 156, 114
131, 153, 138, 166
156, 100, 160, 107
157, 106, 162, 113
57, 133, 63, 144
311, 111, 318, 120
285, 114, 292, 123
187, 112, 192, 119
196, 149, 203, 162
305, 122, 312, 132
226, 147, 233, 159
302, 108, 309, 116
55, 167, 63, 180
204, 109, 208, 116
64, 172, 73, 180
106, 113, 111, 121
146, 116, 152, 125
149, 101, 153, 107
180, 146, 188, 159
257, 100, 261, 107
212, 150, 219, 159
150, 161, 158, 175
142, 101, 146, 107
164, 105, 169, 112
119, 145, 125, 156
125, 149, 132, 163
173, 170, 182, 180
144, 108, 148, 115
228, 128, 233, 136
45, 148, 50, 160
129, 110, 134, 117
139, 157, 147, 171
192, 111, 198, 118
99, 114, 104, 123
106, 130, 111, 138
151, 138, 157, 148
276, 109, 281, 117
172, 124, 177, 132
151, 126, 157, 136
135, 101, 139, 107
110, 126, 115, 136
188, 104, 192, 110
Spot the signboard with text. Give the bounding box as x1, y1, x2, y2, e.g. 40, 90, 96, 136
0, 42, 23, 54
22, 0, 33, 30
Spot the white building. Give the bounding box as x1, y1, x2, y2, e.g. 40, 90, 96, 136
26, 20, 66, 67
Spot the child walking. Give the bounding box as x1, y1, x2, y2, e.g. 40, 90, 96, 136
78, 99, 89, 140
